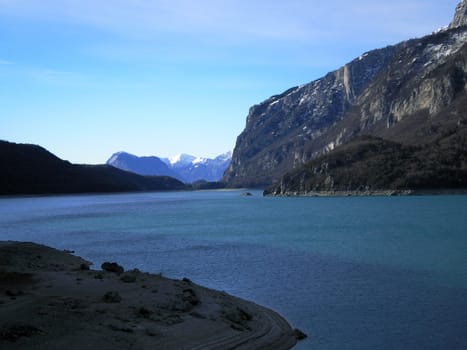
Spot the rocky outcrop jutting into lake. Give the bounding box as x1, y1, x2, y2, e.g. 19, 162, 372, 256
0, 241, 300, 350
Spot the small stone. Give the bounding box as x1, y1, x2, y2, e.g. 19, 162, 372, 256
223, 307, 252, 326
0, 324, 43, 341
108, 324, 133, 333
101, 262, 124, 275
137, 307, 153, 318
293, 328, 307, 340
145, 328, 158, 337
182, 288, 200, 306
5, 289, 22, 297
102, 291, 122, 303
190, 311, 206, 319
237, 307, 252, 321
230, 323, 245, 331
120, 274, 136, 283
182, 277, 192, 284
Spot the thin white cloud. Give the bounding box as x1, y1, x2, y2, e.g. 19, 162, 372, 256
28, 68, 89, 86
0, 59, 14, 65
0, 0, 313, 42
0, 0, 459, 87
23, 67, 149, 90
0, 0, 458, 44
0, 61, 98, 88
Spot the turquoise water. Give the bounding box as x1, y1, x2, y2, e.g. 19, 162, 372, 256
1, 190, 466, 349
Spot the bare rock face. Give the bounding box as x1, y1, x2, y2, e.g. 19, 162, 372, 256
224, 47, 397, 187
224, 2, 467, 188
450, 0, 467, 29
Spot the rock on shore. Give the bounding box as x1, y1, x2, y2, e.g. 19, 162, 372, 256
0, 241, 299, 350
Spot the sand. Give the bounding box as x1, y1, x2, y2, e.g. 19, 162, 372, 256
0, 241, 300, 349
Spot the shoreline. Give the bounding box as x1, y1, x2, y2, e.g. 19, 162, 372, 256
264, 188, 467, 197
0, 241, 300, 349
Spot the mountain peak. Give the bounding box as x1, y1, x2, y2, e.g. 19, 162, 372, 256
215, 151, 232, 162
168, 153, 196, 166
450, 0, 467, 28
107, 151, 136, 164
108, 151, 232, 183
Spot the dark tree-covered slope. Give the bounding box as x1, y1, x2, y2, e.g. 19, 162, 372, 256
0, 141, 186, 195
264, 129, 467, 195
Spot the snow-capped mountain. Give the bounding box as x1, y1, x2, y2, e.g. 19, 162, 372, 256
170, 152, 232, 184
107, 151, 231, 184
164, 154, 197, 168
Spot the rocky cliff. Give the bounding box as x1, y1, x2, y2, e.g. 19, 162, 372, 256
224, 1, 467, 189
451, 0, 467, 29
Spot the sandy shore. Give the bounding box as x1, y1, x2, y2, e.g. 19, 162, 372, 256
0, 241, 300, 350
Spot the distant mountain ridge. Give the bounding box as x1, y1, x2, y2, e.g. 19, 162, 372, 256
107, 152, 179, 179
224, 0, 467, 192
107, 151, 231, 184
0, 141, 186, 195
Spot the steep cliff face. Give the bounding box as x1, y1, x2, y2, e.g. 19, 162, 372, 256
224, 47, 397, 187
320, 27, 467, 148
224, 1, 467, 188
450, 0, 467, 29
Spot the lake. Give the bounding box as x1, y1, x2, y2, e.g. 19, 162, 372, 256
1, 190, 466, 349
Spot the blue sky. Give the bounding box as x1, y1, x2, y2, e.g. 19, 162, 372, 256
0, 0, 460, 164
